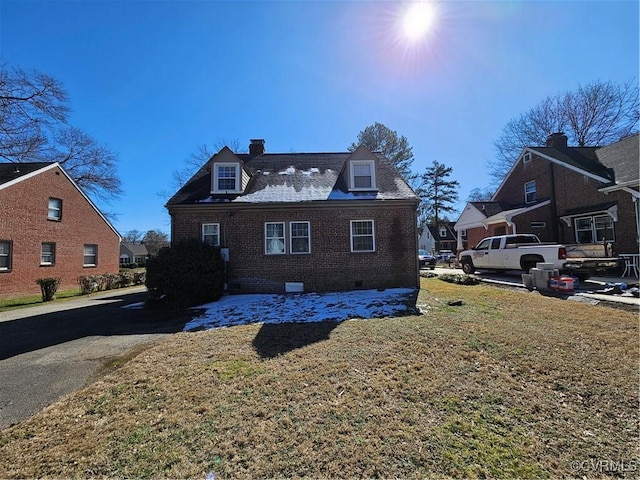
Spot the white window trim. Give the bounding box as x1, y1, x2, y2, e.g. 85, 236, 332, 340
290, 221, 311, 254
350, 219, 375, 252
41, 242, 56, 266
574, 214, 615, 244
48, 197, 62, 221
212, 163, 241, 193
349, 160, 377, 191
202, 223, 221, 246
83, 244, 98, 267
265, 222, 286, 255
0, 240, 11, 271
524, 180, 536, 204
523, 152, 532, 163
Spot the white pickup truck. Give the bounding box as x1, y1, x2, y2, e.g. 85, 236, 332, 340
459, 234, 619, 279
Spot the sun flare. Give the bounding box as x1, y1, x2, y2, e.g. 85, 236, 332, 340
401, 1, 436, 41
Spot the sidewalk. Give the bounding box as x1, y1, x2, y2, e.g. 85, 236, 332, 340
431, 266, 639, 308
0, 285, 148, 323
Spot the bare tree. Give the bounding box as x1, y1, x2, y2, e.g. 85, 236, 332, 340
491, 79, 639, 185
0, 65, 121, 200
349, 122, 415, 181
122, 230, 144, 243
467, 187, 494, 202
0, 66, 68, 162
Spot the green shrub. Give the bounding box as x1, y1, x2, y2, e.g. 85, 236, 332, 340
145, 239, 225, 309
36, 277, 61, 302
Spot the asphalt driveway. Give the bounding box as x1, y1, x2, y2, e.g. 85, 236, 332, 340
0, 287, 193, 430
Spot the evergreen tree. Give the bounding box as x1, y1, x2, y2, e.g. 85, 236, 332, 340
418, 160, 459, 252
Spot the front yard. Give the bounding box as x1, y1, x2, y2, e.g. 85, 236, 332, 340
0, 277, 637, 478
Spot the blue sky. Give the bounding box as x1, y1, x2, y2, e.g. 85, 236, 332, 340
1, 0, 638, 236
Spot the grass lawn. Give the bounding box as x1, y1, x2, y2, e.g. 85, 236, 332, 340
0, 277, 637, 478
0, 289, 82, 312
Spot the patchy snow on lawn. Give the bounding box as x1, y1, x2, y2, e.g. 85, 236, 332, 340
184, 288, 418, 332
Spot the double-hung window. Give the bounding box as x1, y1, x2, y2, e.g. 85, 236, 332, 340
575, 214, 614, 243
48, 198, 62, 221
265, 222, 286, 255
83, 244, 98, 267
524, 180, 536, 204
350, 160, 376, 190
0, 241, 11, 271
41, 242, 56, 266
351, 220, 375, 252
290, 221, 311, 254
213, 163, 240, 192
202, 223, 220, 246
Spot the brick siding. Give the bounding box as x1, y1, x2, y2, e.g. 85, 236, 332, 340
170, 202, 419, 293
493, 155, 638, 254
0, 165, 120, 298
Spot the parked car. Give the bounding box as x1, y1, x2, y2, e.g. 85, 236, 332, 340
418, 249, 436, 269
458, 234, 618, 279
437, 251, 455, 263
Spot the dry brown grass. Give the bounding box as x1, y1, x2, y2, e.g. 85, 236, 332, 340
0, 278, 638, 479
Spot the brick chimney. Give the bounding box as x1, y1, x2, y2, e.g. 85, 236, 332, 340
249, 139, 265, 158
546, 132, 568, 148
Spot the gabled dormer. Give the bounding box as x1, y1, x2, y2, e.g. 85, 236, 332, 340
345, 145, 379, 191
210, 146, 251, 195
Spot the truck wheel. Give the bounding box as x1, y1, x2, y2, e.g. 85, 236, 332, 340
522, 261, 536, 273
461, 259, 475, 274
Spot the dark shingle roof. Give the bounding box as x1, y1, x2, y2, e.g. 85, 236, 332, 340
470, 201, 505, 218
527, 146, 614, 182
0, 162, 54, 186
595, 134, 639, 185
121, 242, 149, 256
167, 152, 418, 206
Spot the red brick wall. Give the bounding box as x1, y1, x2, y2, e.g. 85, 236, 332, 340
495, 155, 638, 253
0, 165, 120, 298
170, 202, 419, 293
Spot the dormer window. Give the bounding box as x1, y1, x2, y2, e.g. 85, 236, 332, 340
213, 163, 241, 193
350, 160, 376, 190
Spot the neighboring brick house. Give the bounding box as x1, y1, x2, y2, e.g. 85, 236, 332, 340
119, 242, 149, 265
454, 133, 639, 256
166, 140, 420, 293
0, 162, 121, 298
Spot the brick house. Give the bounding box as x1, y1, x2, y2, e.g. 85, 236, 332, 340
454, 133, 639, 256
0, 162, 121, 298
166, 140, 420, 293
